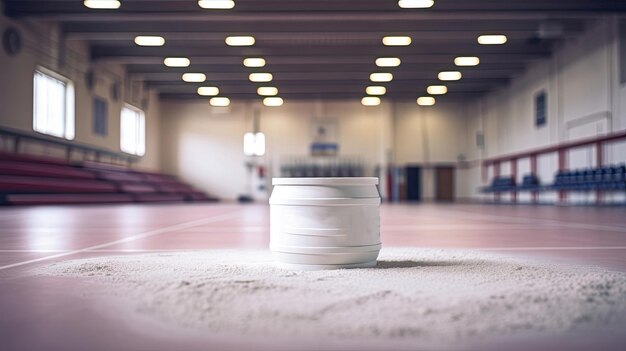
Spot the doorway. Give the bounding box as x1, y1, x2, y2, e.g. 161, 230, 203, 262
405, 166, 421, 201
435, 166, 455, 202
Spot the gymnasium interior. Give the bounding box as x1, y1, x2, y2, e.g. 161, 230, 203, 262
1, 1, 626, 350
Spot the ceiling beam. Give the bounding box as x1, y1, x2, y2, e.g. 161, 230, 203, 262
6, 1, 626, 21
96, 53, 548, 65
61, 19, 585, 35
67, 31, 546, 42
126, 63, 526, 75
91, 42, 554, 59
158, 92, 487, 102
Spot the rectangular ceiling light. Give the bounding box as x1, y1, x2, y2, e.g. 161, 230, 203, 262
84, 0, 120, 9
427, 85, 447, 95
477, 35, 507, 45
417, 97, 436, 106
134, 36, 165, 46
438, 71, 462, 81
382, 36, 412, 46
366, 86, 386, 95
198, 0, 235, 9
182, 73, 206, 82
375, 57, 401, 67
398, 0, 434, 8
361, 97, 381, 106
257, 87, 278, 96
164, 57, 190, 67
263, 97, 284, 107
370, 73, 393, 82
225, 36, 255, 46
197, 86, 220, 96
210, 97, 230, 107
454, 56, 480, 66
243, 58, 266, 67
249, 73, 273, 82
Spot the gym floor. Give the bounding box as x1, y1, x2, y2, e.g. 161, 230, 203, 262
1, 203, 626, 350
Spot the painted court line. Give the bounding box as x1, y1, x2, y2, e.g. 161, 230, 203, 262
0, 211, 237, 271
476, 246, 626, 251
443, 208, 626, 233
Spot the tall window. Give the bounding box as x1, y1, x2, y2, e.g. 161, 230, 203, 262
120, 104, 146, 156
33, 69, 75, 139
243, 132, 265, 156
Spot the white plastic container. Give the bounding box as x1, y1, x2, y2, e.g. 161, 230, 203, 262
269, 177, 381, 270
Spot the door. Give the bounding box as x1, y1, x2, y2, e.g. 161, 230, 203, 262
405, 166, 421, 201
435, 166, 455, 202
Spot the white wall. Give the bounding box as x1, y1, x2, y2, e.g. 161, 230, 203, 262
159, 99, 468, 200
462, 16, 626, 203
0, 13, 160, 170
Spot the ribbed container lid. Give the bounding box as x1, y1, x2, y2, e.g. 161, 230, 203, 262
270, 243, 382, 254
272, 177, 379, 186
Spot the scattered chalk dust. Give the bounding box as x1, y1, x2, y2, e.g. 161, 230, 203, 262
37, 248, 626, 347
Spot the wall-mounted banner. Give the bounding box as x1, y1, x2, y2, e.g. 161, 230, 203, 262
310, 118, 339, 156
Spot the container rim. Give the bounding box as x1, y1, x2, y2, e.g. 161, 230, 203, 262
272, 177, 379, 186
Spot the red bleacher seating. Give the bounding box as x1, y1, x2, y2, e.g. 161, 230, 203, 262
0, 160, 96, 179
0, 153, 217, 206
0, 175, 117, 193
0, 152, 71, 166
117, 182, 157, 194
132, 193, 187, 202
5, 194, 134, 205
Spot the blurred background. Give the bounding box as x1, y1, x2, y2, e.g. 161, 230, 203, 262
0, 0, 625, 205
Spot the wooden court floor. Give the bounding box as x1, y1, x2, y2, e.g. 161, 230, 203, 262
1, 202, 625, 350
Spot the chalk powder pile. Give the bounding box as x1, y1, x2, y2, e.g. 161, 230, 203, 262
39, 248, 626, 347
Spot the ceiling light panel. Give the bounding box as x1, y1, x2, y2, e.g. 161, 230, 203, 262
375, 57, 401, 67
257, 87, 278, 96
361, 97, 381, 106
454, 56, 480, 66
398, 0, 434, 9
370, 73, 393, 82
477, 35, 507, 45
366, 86, 386, 96
243, 58, 266, 67
198, 0, 235, 9
382, 36, 412, 46
134, 36, 165, 46
417, 97, 436, 106
182, 73, 206, 82
164, 57, 190, 67
225, 36, 255, 46
210, 97, 231, 106
427, 85, 447, 95
83, 0, 120, 9
249, 73, 273, 82
197, 87, 220, 96
438, 71, 462, 81
263, 97, 284, 107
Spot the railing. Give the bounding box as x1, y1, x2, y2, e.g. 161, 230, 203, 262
0, 127, 139, 166
481, 129, 626, 203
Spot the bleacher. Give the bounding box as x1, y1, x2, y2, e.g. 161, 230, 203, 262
482, 165, 626, 194
552, 166, 626, 191
482, 176, 516, 193
0, 152, 217, 205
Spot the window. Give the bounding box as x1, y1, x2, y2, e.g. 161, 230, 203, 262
93, 97, 108, 137
243, 132, 265, 156
535, 90, 547, 128
120, 104, 145, 156
33, 69, 75, 139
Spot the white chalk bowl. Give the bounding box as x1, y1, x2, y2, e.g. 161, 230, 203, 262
269, 177, 381, 270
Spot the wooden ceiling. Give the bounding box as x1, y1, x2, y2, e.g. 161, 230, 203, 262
5, 0, 626, 102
